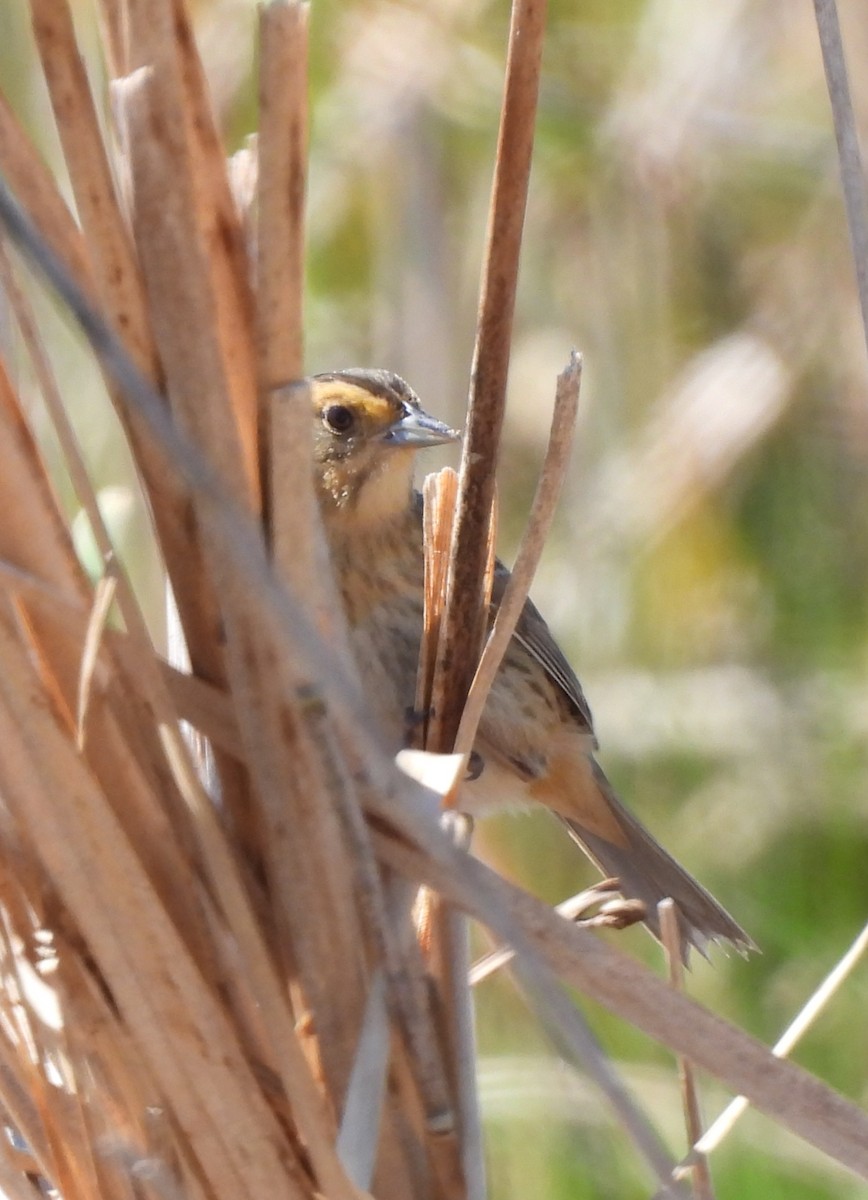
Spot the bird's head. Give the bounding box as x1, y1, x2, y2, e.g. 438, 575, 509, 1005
311, 369, 459, 531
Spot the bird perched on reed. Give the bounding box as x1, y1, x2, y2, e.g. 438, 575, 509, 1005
312, 367, 750, 957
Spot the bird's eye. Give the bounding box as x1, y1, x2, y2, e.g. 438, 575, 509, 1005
323, 404, 355, 434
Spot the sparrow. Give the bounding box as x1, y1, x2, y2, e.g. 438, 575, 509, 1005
312, 367, 751, 956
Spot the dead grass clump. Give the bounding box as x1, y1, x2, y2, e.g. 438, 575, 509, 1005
0, 2, 867, 1198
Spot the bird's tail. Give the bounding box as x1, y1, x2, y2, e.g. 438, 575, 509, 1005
562, 759, 754, 961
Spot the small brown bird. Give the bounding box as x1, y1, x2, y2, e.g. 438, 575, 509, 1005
312, 367, 751, 956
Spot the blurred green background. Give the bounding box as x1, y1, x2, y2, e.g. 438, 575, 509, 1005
4, 0, 868, 1195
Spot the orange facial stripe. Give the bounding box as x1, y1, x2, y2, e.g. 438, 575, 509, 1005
313, 382, 395, 427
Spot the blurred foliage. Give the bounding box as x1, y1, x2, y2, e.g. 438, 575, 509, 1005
5, 0, 868, 1195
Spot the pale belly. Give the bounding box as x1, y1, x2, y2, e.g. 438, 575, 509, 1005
348, 591, 577, 818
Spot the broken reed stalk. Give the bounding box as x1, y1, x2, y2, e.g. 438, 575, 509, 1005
416, 470, 489, 1200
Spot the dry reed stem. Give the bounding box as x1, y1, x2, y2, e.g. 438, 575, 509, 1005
116, 60, 267, 859
3, 948, 95, 1200
27, 0, 223, 674
257, 0, 308, 390
429, 0, 547, 751
0, 96, 93, 293
0, 238, 121, 582
659, 900, 714, 1200
0, 364, 227, 985
337, 970, 391, 1189
0, 936, 60, 1189
0, 623, 310, 1200
0, 1137, 45, 1200
304, 708, 459, 1187
416, 469, 459, 751
0, 240, 234, 944
420, 272, 580, 1196
76, 573, 119, 750
121, 73, 256, 514
125, 0, 260, 505
813, 0, 868, 362
50, 998, 142, 1200
55, 935, 200, 1199
0, 1157, 50, 1200
454, 352, 581, 755
30, 0, 158, 380
352, 748, 473, 1190
0, 356, 90, 603
169, 0, 261, 468
25, 11, 229, 710
95, 0, 128, 77
0, 175, 361, 1200
416, 470, 482, 1200
256, 8, 348, 659
0, 240, 176, 785
428, 903, 481, 1200
117, 635, 358, 1198
58, 74, 235, 717
208, 606, 370, 1109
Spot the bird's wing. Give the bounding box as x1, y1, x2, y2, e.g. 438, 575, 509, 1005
491, 562, 597, 737
414, 491, 596, 736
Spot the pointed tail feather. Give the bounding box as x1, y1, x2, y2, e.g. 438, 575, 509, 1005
563, 760, 754, 961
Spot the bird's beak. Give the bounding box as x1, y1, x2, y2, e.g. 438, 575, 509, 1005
379, 407, 460, 449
